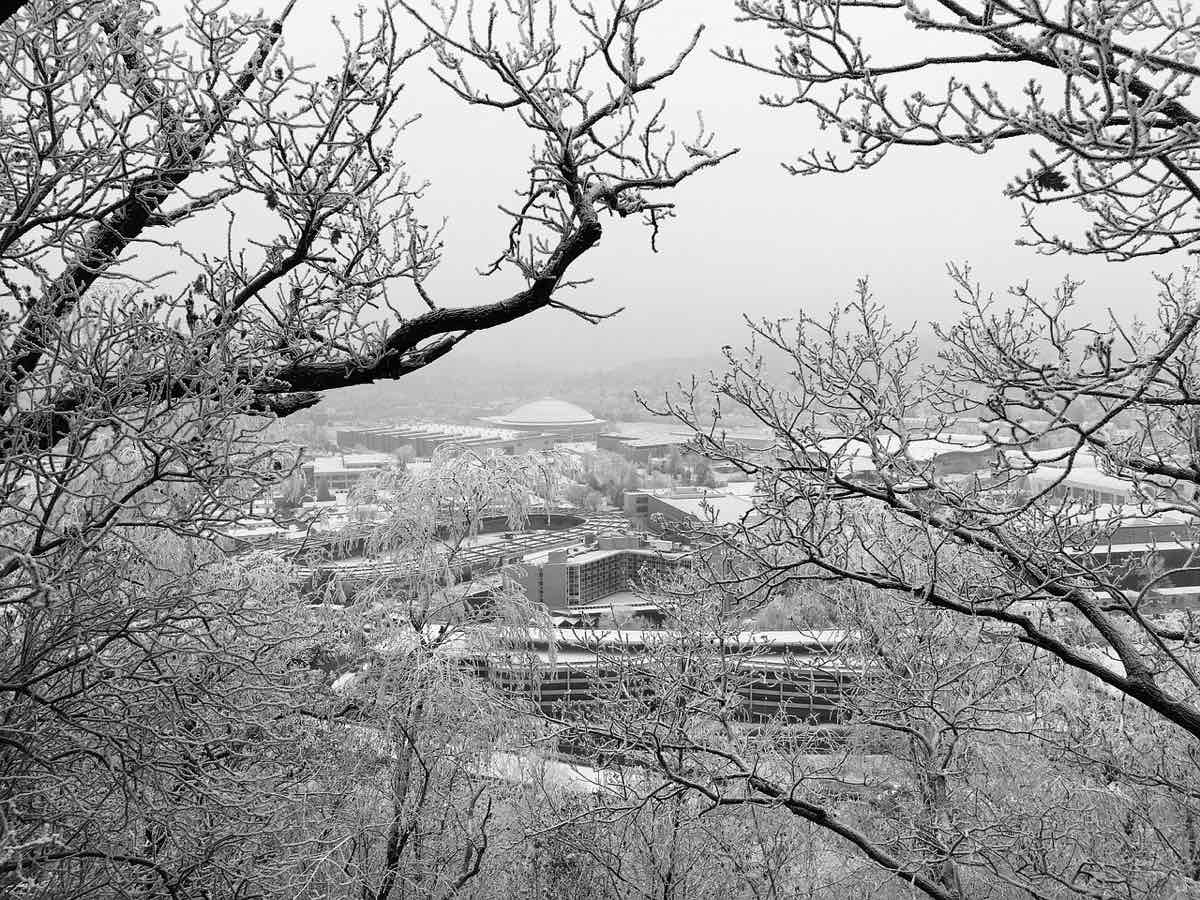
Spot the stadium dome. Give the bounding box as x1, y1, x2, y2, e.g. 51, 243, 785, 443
481, 398, 606, 439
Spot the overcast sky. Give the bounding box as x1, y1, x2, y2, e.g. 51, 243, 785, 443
168, 0, 1170, 372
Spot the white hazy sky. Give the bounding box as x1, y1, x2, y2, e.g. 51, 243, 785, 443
165, 0, 1171, 370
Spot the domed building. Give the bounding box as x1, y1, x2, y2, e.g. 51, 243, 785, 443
480, 398, 606, 442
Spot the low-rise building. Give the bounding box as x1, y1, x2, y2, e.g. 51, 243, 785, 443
303, 452, 395, 496
1022, 456, 1197, 509
597, 432, 687, 465
460, 627, 853, 726
623, 482, 759, 533
479, 398, 607, 442
599, 426, 773, 466
336, 423, 555, 457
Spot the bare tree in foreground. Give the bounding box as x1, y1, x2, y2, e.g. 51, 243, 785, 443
553, 4, 1200, 894
725, 0, 1200, 259
0, 0, 727, 892
2, 0, 729, 430
588, 271, 1195, 898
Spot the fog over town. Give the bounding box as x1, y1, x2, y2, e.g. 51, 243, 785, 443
6, 1, 1200, 898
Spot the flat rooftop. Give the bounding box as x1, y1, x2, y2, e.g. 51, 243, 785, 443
640, 486, 757, 525
311, 452, 394, 474
562, 546, 663, 565
606, 420, 774, 444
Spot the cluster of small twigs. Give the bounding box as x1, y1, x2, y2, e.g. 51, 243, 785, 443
726, 0, 1200, 259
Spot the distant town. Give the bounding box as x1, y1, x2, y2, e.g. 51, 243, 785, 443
12, 0, 1200, 889
222, 394, 1200, 735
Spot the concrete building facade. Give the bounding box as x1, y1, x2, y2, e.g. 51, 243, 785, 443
599, 429, 773, 466
519, 534, 689, 609
623, 484, 759, 533
302, 452, 394, 495
460, 628, 853, 726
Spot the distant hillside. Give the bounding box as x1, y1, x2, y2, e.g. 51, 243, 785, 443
310, 351, 733, 424
307, 323, 951, 426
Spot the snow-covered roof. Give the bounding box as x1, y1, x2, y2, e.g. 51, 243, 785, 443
484, 398, 605, 428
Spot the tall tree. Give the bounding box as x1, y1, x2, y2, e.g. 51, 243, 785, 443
2, 0, 729, 433
0, 0, 727, 891
632, 273, 1200, 898
611, 5, 1200, 894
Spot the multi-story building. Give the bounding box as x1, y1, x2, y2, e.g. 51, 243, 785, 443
519, 534, 690, 609
459, 627, 854, 726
